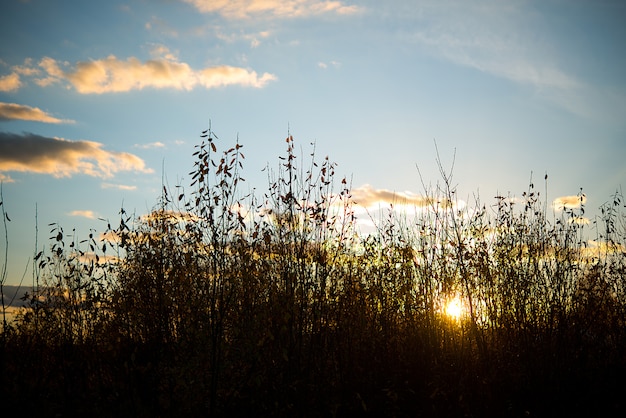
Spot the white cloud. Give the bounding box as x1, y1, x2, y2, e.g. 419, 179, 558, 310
68, 210, 97, 219
0, 102, 74, 124
0, 132, 152, 179
0, 173, 15, 183
135, 141, 166, 149
318, 60, 341, 70
212, 28, 271, 48
101, 182, 137, 191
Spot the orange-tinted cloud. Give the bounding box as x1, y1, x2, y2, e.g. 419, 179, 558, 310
100, 230, 121, 244
0, 102, 74, 124
582, 240, 626, 258
350, 184, 451, 209
77, 252, 120, 264
0, 73, 21, 92
0, 132, 152, 179
183, 0, 359, 19
12, 58, 40, 77
552, 194, 586, 210
35, 57, 63, 87
36, 54, 276, 94
103, 210, 205, 246
197, 65, 276, 88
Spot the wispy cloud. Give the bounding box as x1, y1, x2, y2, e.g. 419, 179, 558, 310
0, 132, 153, 178
101, 182, 137, 191
148, 44, 179, 61
406, 0, 588, 113
68, 210, 97, 219
12, 58, 40, 76
413, 29, 579, 90
135, 141, 166, 149
183, 0, 360, 19
211, 28, 272, 48
0, 102, 74, 124
145, 17, 179, 38
0, 173, 14, 183
318, 60, 341, 70
415, 0, 578, 88
26, 51, 276, 94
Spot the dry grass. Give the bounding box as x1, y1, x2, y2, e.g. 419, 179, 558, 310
1, 126, 625, 416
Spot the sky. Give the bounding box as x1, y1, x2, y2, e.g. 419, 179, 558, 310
1, 0, 625, 286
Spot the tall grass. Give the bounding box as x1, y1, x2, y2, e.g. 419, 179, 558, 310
2, 125, 625, 416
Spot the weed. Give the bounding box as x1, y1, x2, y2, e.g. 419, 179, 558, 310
2, 125, 625, 416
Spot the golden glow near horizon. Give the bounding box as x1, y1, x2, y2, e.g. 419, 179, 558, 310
444, 297, 464, 320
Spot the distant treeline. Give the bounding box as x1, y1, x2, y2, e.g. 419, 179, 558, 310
1, 129, 625, 417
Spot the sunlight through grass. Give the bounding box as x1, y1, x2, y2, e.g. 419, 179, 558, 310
2, 127, 625, 417
445, 297, 464, 320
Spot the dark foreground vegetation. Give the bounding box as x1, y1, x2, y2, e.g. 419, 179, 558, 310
1, 127, 625, 417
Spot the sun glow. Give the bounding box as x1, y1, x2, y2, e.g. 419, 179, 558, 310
445, 297, 464, 320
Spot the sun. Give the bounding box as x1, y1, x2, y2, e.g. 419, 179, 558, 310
445, 297, 464, 320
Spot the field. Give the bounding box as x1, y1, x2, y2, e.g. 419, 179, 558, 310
1, 130, 625, 417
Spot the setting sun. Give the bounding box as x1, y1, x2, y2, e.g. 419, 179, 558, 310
445, 297, 464, 320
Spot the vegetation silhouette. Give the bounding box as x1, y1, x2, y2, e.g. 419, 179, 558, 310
1, 125, 625, 416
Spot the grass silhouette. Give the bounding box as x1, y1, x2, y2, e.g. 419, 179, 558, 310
1, 125, 625, 416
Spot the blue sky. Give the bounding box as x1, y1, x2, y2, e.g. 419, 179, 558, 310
1, 0, 625, 286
